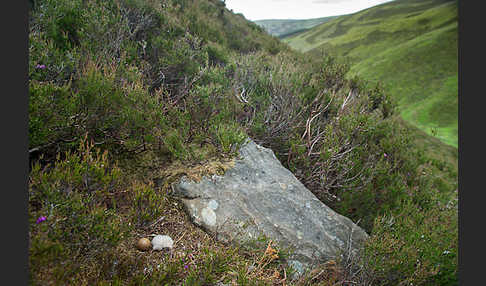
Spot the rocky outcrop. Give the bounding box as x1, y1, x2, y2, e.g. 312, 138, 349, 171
172, 139, 368, 275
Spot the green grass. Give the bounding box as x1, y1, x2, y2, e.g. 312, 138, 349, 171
348, 21, 457, 147
254, 16, 340, 38
284, 0, 458, 147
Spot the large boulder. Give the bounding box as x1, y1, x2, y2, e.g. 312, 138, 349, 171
172, 139, 368, 275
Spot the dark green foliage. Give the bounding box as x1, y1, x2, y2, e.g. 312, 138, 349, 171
29, 138, 128, 280
368, 82, 395, 118
130, 182, 166, 227
206, 44, 229, 66
29, 61, 165, 159
42, 0, 84, 51
28, 33, 80, 84
363, 198, 457, 285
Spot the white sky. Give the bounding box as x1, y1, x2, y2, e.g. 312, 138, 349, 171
225, 0, 395, 21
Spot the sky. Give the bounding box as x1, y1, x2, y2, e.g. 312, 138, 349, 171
224, 0, 395, 21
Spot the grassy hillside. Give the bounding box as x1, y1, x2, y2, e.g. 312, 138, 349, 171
254, 16, 340, 38
28, 0, 457, 285
284, 0, 458, 147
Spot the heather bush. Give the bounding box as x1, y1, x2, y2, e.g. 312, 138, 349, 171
210, 122, 247, 154
29, 60, 163, 158
28, 33, 80, 84
362, 198, 458, 285
129, 181, 166, 227
29, 137, 127, 282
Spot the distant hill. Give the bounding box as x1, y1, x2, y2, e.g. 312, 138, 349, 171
284, 0, 458, 147
254, 16, 340, 38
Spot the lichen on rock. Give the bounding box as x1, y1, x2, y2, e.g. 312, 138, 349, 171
172, 138, 368, 276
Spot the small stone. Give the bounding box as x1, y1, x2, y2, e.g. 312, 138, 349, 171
136, 238, 151, 251
152, 235, 174, 250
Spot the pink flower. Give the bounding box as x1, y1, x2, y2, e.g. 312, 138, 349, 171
36, 216, 47, 224
36, 64, 46, 69
383, 153, 388, 158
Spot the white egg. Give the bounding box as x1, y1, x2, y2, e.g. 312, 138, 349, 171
151, 235, 174, 250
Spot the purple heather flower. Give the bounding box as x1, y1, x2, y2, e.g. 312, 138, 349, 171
36, 216, 47, 224
36, 64, 46, 69
184, 264, 189, 270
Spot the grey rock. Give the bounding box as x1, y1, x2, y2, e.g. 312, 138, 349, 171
173, 139, 368, 275
288, 260, 305, 279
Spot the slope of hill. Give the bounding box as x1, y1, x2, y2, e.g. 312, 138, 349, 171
284, 0, 458, 147
254, 16, 340, 38
28, 0, 457, 284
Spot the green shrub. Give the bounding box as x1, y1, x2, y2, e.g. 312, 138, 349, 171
129, 181, 166, 227
163, 129, 193, 161
206, 44, 229, 67
28, 81, 72, 149
40, 0, 85, 52
210, 122, 247, 154
28, 33, 80, 84
363, 199, 457, 285
29, 59, 168, 158
29, 137, 127, 280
